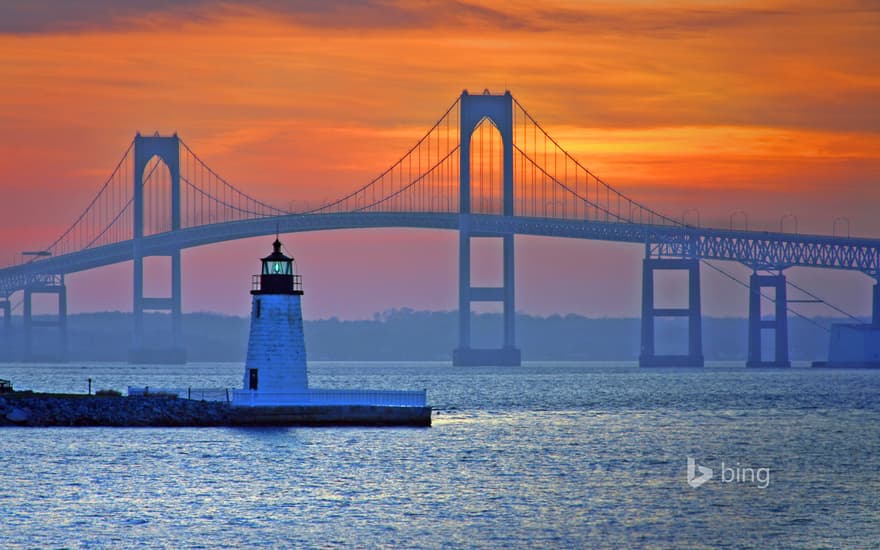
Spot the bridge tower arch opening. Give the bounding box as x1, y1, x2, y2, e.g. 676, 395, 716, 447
141, 156, 175, 237
469, 117, 504, 216
454, 90, 521, 366
130, 133, 185, 364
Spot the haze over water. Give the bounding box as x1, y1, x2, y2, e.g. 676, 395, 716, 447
1, 361, 878, 548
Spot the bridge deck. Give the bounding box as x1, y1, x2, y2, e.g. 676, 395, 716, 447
2, 212, 878, 294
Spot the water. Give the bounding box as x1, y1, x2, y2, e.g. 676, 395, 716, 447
1, 362, 878, 548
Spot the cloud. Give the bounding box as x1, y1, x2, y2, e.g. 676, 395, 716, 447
0, 0, 208, 33
0, 0, 532, 34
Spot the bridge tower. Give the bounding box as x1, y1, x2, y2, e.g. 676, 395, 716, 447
22, 275, 68, 362
453, 90, 521, 366
746, 270, 790, 367
639, 250, 704, 367
130, 133, 185, 364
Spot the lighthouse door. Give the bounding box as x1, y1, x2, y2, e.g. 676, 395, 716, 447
248, 368, 259, 390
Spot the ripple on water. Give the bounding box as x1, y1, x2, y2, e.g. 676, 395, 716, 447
0, 362, 878, 547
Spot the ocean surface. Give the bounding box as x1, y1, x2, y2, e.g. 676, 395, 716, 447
0, 361, 878, 549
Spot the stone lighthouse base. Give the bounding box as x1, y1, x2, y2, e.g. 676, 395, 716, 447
230, 388, 431, 426
231, 404, 431, 427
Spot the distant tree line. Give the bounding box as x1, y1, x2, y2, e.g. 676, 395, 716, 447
0, 309, 847, 362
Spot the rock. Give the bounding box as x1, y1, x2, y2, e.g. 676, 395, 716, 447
0, 397, 6, 408
0, 394, 237, 427
6, 407, 30, 423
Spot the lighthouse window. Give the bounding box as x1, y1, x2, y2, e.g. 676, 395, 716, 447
255, 299, 261, 318
273, 262, 281, 273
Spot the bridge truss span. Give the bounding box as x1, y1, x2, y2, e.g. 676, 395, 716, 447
653, 227, 880, 275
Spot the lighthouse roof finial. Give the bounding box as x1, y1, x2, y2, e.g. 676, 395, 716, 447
273, 223, 282, 253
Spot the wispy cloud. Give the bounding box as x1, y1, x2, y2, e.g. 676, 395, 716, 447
0, 0, 535, 34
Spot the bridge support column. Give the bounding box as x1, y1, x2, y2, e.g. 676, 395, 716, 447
1, 301, 8, 330
130, 133, 185, 364
22, 276, 68, 363
639, 257, 703, 367
747, 271, 790, 367
0, 298, 11, 360
454, 227, 520, 366
130, 250, 184, 364
873, 281, 880, 325
453, 90, 520, 366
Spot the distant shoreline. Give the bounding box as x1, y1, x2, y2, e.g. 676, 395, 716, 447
0, 309, 847, 362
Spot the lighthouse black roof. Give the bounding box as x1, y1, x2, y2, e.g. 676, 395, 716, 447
262, 238, 292, 263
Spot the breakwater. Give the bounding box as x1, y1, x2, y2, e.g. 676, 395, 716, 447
0, 393, 232, 427
0, 393, 431, 427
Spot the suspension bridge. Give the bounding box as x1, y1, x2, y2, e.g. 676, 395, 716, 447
1, 90, 879, 366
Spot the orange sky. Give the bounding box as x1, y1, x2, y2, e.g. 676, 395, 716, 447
1, 0, 879, 318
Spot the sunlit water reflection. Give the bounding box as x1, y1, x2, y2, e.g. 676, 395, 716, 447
0, 362, 878, 547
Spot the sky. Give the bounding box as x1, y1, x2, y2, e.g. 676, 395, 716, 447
1, 0, 879, 320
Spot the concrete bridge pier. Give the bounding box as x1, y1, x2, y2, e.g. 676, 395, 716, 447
0, 298, 11, 359
130, 248, 185, 364
23, 276, 68, 363
639, 257, 704, 367
0, 299, 9, 327
746, 271, 790, 367
873, 280, 880, 325
454, 224, 520, 366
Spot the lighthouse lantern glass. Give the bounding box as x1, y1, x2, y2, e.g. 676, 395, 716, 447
260, 239, 294, 276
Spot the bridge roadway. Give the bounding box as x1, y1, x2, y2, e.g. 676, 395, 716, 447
2, 212, 880, 293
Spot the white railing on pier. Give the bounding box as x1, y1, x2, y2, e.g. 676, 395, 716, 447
231, 388, 427, 408
127, 386, 230, 402
126, 386, 428, 407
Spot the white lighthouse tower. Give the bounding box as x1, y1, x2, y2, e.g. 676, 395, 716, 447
241, 237, 308, 395
232, 237, 428, 420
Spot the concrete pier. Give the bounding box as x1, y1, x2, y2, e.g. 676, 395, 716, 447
639, 257, 704, 367
23, 276, 68, 363
747, 272, 790, 367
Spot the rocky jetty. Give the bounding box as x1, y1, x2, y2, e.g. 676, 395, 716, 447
0, 393, 232, 427
0, 393, 432, 427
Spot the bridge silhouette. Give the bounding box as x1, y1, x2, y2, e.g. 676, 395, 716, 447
2, 90, 879, 366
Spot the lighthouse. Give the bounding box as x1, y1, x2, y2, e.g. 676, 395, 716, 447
231, 237, 429, 425
242, 237, 308, 394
